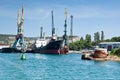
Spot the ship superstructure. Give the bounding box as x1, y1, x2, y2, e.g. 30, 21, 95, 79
32, 27, 47, 49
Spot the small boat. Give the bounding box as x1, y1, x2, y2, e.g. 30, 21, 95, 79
81, 48, 108, 60
0, 44, 9, 52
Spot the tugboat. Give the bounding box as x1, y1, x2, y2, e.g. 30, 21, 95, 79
81, 48, 108, 60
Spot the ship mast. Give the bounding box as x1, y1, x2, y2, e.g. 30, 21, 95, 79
51, 10, 55, 36
63, 8, 68, 45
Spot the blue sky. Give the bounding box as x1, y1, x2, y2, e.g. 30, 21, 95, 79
0, 0, 120, 40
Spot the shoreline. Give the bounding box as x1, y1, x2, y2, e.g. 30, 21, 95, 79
106, 54, 120, 61
81, 51, 120, 61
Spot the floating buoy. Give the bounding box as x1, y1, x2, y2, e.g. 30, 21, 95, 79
21, 53, 26, 60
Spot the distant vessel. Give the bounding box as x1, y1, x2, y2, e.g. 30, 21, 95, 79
33, 40, 69, 54
30, 26, 69, 54
0, 44, 9, 49
0, 44, 9, 52
30, 10, 69, 54
31, 34, 69, 54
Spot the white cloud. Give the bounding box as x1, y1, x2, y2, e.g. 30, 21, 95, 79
67, 6, 120, 19
25, 8, 51, 20
0, 6, 51, 21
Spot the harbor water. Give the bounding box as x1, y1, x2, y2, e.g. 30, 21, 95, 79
0, 53, 120, 80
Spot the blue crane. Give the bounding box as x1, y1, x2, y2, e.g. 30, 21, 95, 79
12, 5, 26, 52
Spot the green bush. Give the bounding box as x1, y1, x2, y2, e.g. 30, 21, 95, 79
110, 48, 120, 57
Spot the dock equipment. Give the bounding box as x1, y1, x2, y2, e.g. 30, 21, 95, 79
12, 5, 26, 52
63, 8, 68, 45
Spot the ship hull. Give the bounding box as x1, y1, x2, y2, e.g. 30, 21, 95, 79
32, 49, 69, 54
32, 40, 69, 54
1, 40, 69, 54
1, 48, 25, 53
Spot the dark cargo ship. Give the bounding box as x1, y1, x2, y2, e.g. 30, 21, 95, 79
31, 10, 69, 54
31, 39, 69, 54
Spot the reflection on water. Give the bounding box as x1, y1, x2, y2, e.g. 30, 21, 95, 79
0, 53, 120, 80
35, 54, 47, 60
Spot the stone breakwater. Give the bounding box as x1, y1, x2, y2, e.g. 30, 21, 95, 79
90, 55, 120, 61
106, 55, 120, 61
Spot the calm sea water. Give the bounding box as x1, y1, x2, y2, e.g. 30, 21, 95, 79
0, 53, 120, 80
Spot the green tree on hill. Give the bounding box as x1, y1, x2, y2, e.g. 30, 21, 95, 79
111, 36, 120, 42
84, 34, 92, 49
101, 31, 104, 41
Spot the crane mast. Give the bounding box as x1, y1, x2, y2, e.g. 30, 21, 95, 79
63, 8, 68, 45
70, 15, 73, 42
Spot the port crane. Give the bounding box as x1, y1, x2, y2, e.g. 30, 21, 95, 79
12, 5, 26, 52
63, 8, 68, 45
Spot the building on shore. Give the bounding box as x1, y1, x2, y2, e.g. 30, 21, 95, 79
68, 36, 80, 43
98, 42, 120, 51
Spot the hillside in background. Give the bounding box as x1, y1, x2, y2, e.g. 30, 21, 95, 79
0, 34, 80, 48
0, 34, 37, 44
